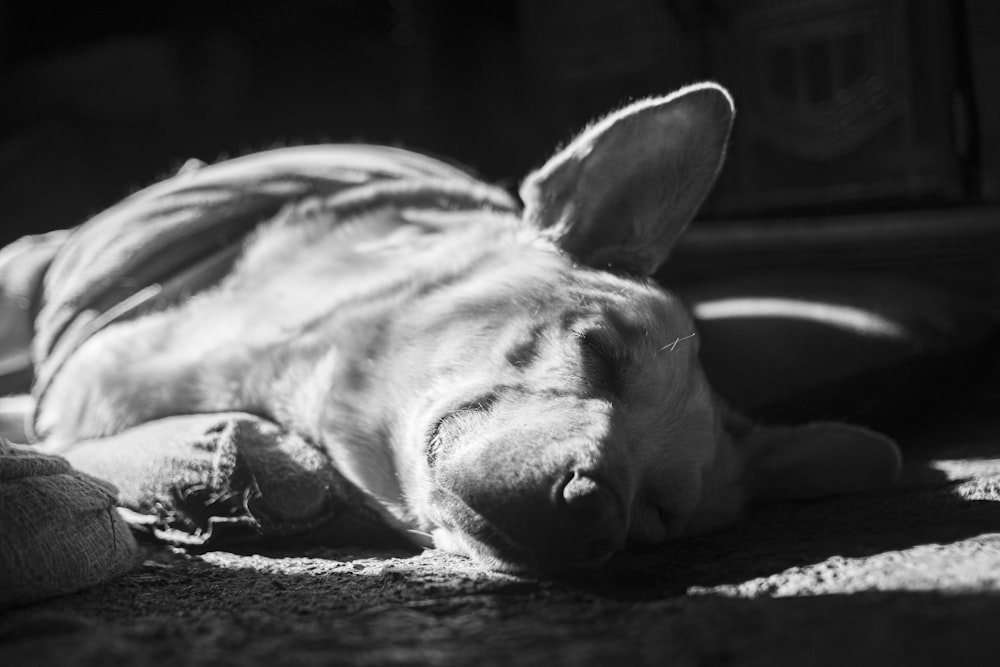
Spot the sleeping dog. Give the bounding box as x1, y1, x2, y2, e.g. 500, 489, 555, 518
10, 82, 900, 572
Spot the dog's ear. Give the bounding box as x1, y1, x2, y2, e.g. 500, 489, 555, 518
737, 422, 902, 501
520, 82, 734, 276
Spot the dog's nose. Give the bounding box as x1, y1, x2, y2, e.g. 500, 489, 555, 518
559, 472, 627, 564
429, 418, 630, 571
433, 463, 628, 571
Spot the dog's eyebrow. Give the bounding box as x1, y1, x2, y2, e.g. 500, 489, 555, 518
595, 307, 647, 351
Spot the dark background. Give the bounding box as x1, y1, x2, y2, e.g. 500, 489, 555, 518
2, 0, 999, 275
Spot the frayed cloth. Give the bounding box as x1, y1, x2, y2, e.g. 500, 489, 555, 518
53, 413, 407, 550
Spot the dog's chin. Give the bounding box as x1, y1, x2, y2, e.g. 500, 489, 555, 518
431, 527, 527, 573
430, 526, 616, 575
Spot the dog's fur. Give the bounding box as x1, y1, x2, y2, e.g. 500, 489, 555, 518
34, 83, 900, 572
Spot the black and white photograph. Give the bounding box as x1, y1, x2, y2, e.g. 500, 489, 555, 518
2, 1, 999, 665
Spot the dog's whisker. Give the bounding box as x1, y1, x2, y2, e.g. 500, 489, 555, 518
657, 332, 696, 355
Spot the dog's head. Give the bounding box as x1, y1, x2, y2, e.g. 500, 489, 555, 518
359, 83, 900, 572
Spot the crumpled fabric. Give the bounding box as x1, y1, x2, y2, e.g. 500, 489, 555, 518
51, 412, 408, 550
0, 437, 137, 608
30, 145, 515, 440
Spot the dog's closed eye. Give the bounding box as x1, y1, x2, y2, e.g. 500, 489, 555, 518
578, 331, 626, 395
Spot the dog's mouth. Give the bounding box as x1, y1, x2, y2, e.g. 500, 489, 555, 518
421, 402, 544, 572
422, 462, 628, 573
428, 500, 538, 574
427, 490, 618, 574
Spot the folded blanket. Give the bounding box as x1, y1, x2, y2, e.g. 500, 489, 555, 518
0, 438, 137, 608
